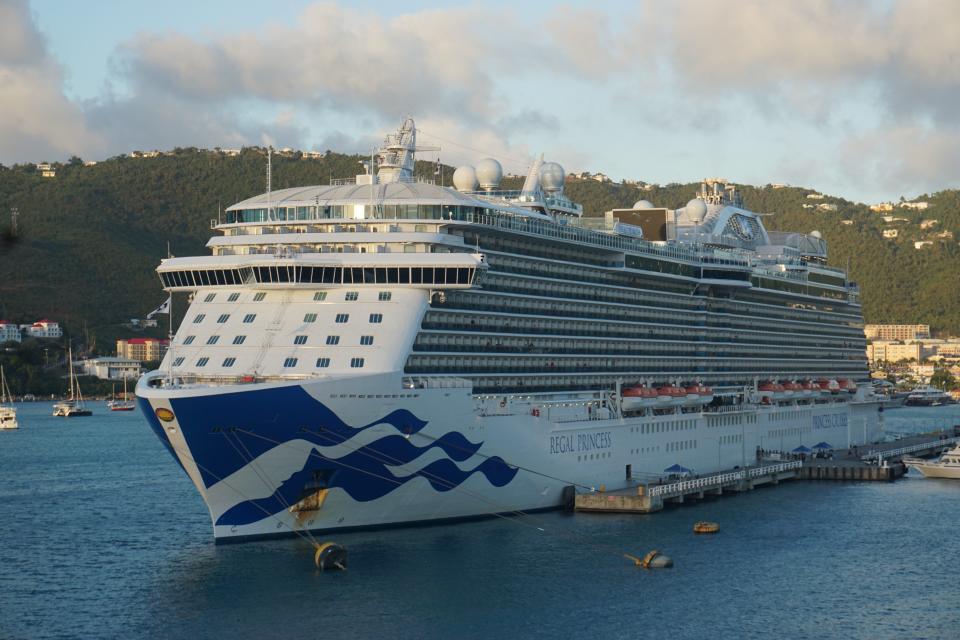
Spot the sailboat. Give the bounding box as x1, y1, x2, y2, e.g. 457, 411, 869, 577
0, 366, 17, 430
107, 377, 135, 411
52, 347, 93, 417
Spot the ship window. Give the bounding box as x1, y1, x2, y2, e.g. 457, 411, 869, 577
206, 335, 219, 345
253, 292, 266, 301
326, 336, 340, 345
283, 357, 298, 368
345, 291, 359, 301
304, 313, 318, 323
227, 292, 240, 302
350, 357, 365, 368
378, 292, 392, 301
222, 357, 236, 367
204, 293, 216, 302
335, 313, 349, 323
232, 335, 246, 345
197, 357, 209, 367
360, 335, 374, 346
316, 357, 330, 368
369, 313, 383, 323
183, 335, 196, 345
193, 314, 205, 323
217, 314, 230, 323
173, 357, 185, 366
243, 314, 256, 323
294, 335, 308, 345
313, 291, 327, 301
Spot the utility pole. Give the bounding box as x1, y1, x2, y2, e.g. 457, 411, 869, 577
10, 207, 18, 238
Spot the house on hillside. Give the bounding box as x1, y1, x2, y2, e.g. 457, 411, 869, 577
20, 319, 63, 339
0, 321, 21, 343
919, 219, 939, 229
899, 201, 929, 210
914, 241, 933, 249
840, 220, 854, 225
882, 229, 899, 239
806, 193, 825, 200
882, 216, 909, 224
816, 203, 838, 212
36, 162, 55, 178
869, 202, 894, 212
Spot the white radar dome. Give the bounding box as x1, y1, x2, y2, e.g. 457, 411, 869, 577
476, 158, 503, 190
633, 199, 654, 209
810, 230, 822, 239
452, 165, 478, 192
539, 162, 566, 192
685, 198, 708, 221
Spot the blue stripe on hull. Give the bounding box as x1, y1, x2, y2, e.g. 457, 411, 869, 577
145, 384, 519, 528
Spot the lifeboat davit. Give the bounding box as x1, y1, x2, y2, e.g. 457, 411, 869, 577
758, 381, 786, 401
783, 381, 804, 398
802, 380, 819, 397
837, 378, 857, 393
622, 385, 659, 411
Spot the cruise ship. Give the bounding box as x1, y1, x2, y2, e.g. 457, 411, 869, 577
137, 118, 881, 541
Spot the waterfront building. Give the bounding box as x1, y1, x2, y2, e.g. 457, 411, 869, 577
20, 319, 63, 339
116, 338, 169, 362
864, 324, 930, 341
136, 117, 879, 541
76, 357, 142, 380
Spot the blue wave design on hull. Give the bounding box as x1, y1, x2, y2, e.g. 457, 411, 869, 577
149, 384, 518, 527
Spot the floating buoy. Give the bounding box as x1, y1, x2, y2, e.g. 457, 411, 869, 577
625, 550, 674, 569
693, 521, 720, 534
313, 542, 348, 571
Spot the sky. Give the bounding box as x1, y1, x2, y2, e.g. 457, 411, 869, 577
2, 0, 959, 203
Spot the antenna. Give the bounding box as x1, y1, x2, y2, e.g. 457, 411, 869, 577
266, 146, 273, 220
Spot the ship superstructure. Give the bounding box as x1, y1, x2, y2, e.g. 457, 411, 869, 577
137, 118, 880, 541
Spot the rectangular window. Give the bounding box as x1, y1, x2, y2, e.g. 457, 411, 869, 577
369, 313, 383, 323
222, 357, 236, 367
313, 291, 327, 301
350, 357, 365, 368
294, 335, 308, 345
193, 314, 206, 323
243, 314, 256, 323
204, 293, 216, 302
335, 313, 349, 323
326, 335, 340, 345
253, 292, 266, 301
173, 357, 185, 366
206, 335, 219, 345
232, 335, 246, 345
227, 293, 240, 302
378, 291, 392, 301
360, 335, 374, 345
316, 357, 330, 368
217, 314, 230, 323
183, 335, 196, 345
283, 357, 298, 368
197, 357, 209, 367
345, 291, 359, 301
303, 313, 317, 323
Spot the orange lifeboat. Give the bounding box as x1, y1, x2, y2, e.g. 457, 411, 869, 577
657, 385, 686, 405
817, 378, 839, 394
685, 385, 714, 406
837, 378, 857, 392
622, 385, 659, 411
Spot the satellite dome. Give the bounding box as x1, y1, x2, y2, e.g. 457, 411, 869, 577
539, 162, 565, 192
810, 230, 822, 239
685, 198, 708, 221
452, 165, 478, 192
475, 158, 503, 190
633, 199, 654, 209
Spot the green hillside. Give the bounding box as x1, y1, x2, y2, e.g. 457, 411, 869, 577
1, 152, 958, 349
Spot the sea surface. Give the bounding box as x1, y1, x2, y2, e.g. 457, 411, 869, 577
1, 402, 959, 640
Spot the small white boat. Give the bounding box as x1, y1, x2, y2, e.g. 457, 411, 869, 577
53, 348, 93, 417
0, 366, 17, 430
905, 444, 960, 479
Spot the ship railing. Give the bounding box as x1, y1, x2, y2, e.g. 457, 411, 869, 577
861, 436, 960, 465
402, 376, 472, 390
150, 373, 319, 388
646, 461, 801, 497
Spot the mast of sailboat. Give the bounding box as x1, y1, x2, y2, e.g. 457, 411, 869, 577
68, 346, 74, 401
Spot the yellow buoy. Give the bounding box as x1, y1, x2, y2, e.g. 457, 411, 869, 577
693, 521, 720, 534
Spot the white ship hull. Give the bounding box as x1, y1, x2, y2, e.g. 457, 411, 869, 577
137, 373, 880, 541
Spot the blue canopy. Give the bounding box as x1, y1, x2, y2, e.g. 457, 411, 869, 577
663, 463, 693, 474
812, 442, 833, 450
792, 445, 812, 453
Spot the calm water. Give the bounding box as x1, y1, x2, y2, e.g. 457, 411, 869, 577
2, 403, 959, 640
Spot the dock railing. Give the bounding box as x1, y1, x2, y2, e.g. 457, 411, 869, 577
646, 461, 801, 498
862, 436, 960, 465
